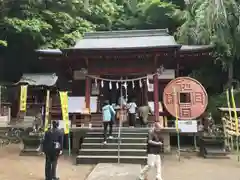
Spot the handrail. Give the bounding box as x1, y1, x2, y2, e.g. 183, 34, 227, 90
117, 116, 122, 164
117, 80, 123, 164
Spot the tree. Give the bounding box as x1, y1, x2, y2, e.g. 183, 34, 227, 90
0, 0, 181, 81
175, 0, 240, 87
114, 0, 179, 32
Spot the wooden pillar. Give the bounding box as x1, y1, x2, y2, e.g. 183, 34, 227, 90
85, 77, 91, 127
143, 80, 148, 105
176, 63, 180, 77
85, 77, 90, 109
153, 74, 159, 122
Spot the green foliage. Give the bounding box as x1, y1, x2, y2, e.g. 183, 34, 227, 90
175, 0, 240, 114
0, 0, 95, 49
0, 40, 7, 47
114, 0, 179, 31
175, 0, 240, 64
0, 0, 180, 49
208, 89, 240, 121
189, 65, 224, 93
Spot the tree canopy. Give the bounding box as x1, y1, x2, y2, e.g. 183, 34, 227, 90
1, 0, 240, 114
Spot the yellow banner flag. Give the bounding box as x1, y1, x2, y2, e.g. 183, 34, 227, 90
226, 90, 234, 131
44, 90, 50, 132
19, 85, 28, 111
230, 87, 239, 135
59, 91, 70, 134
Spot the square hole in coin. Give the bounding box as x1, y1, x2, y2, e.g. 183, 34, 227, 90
179, 92, 191, 103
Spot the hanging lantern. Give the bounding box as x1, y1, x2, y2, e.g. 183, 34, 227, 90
95, 79, 98, 87
139, 79, 142, 88
116, 82, 119, 89
109, 81, 112, 90
132, 80, 135, 89
101, 80, 104, 88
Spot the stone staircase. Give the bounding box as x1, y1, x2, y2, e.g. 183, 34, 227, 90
76, 127, 149, 164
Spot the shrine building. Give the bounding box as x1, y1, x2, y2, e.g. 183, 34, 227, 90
36, 29, 213, 127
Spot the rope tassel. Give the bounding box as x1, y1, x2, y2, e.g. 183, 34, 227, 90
139, 80, 142, 88
109, 81, 112, 90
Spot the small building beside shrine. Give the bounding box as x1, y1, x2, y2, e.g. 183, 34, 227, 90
36, 29, 213, 127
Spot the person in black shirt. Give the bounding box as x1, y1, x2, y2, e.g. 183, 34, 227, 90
139, 122, 163, 180
42, 121, 63, 180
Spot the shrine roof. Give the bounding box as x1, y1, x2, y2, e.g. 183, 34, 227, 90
35, 29, 214, 56
64, 29, 181, 51
35, 49, 62, 55
180, 45, 214, 52
16, 73, 58, 87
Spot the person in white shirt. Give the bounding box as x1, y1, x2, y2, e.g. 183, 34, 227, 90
127, 99, 137, 127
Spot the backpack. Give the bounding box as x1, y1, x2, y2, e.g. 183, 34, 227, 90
109, 106, 115, 122
43, 129, 61, 152
51, 129, 61, 150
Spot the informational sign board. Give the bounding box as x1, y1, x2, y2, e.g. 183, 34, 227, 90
57, 120, 72, 130
73, 69, 87, 80
176, 120, 198, 133
148, 69, 175, 80
68, 96, 97, 113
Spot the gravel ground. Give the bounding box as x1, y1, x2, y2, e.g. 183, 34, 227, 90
0, 145, 239, 180
0, 145, 93, 180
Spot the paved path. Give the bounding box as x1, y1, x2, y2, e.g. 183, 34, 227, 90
86, 155, 240, 180
0, 145, 240, 180
86, 163, 141, 180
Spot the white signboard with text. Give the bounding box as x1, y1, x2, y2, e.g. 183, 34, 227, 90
57, 120, 72, 130
176, 120, 198, 133
148, 69, 175, 80
68, 96, 98, 113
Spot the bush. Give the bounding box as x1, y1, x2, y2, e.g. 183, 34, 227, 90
208, 89, 240, 123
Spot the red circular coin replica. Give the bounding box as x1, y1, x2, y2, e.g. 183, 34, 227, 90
163, 77, 208, 120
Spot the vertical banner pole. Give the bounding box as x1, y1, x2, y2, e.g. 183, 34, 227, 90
117, 81, 123, 164
59, 91, 71, 156
230, 87, 239, 162
173, 87, 180, 161
194, 133, 197, 150
226, 89, 234, 150
44, 90, 50, 132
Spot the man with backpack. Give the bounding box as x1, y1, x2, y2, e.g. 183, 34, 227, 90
42, 121, 63, 180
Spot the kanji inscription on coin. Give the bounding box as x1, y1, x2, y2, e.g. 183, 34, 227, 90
163, 77, 208, 120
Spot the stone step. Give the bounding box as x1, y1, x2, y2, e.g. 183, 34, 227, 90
79, 148, 146, 156
81, 143, 146, 149
87, 127, 150, 133
203, 154, 230, 159
0, 129, 7, 134
86, 132, 147, 138
205, 148, 228, 156
84, 137, 146, 144
76, 155, 147, 164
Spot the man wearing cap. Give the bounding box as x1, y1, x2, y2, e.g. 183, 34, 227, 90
42, 121, 63, 180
